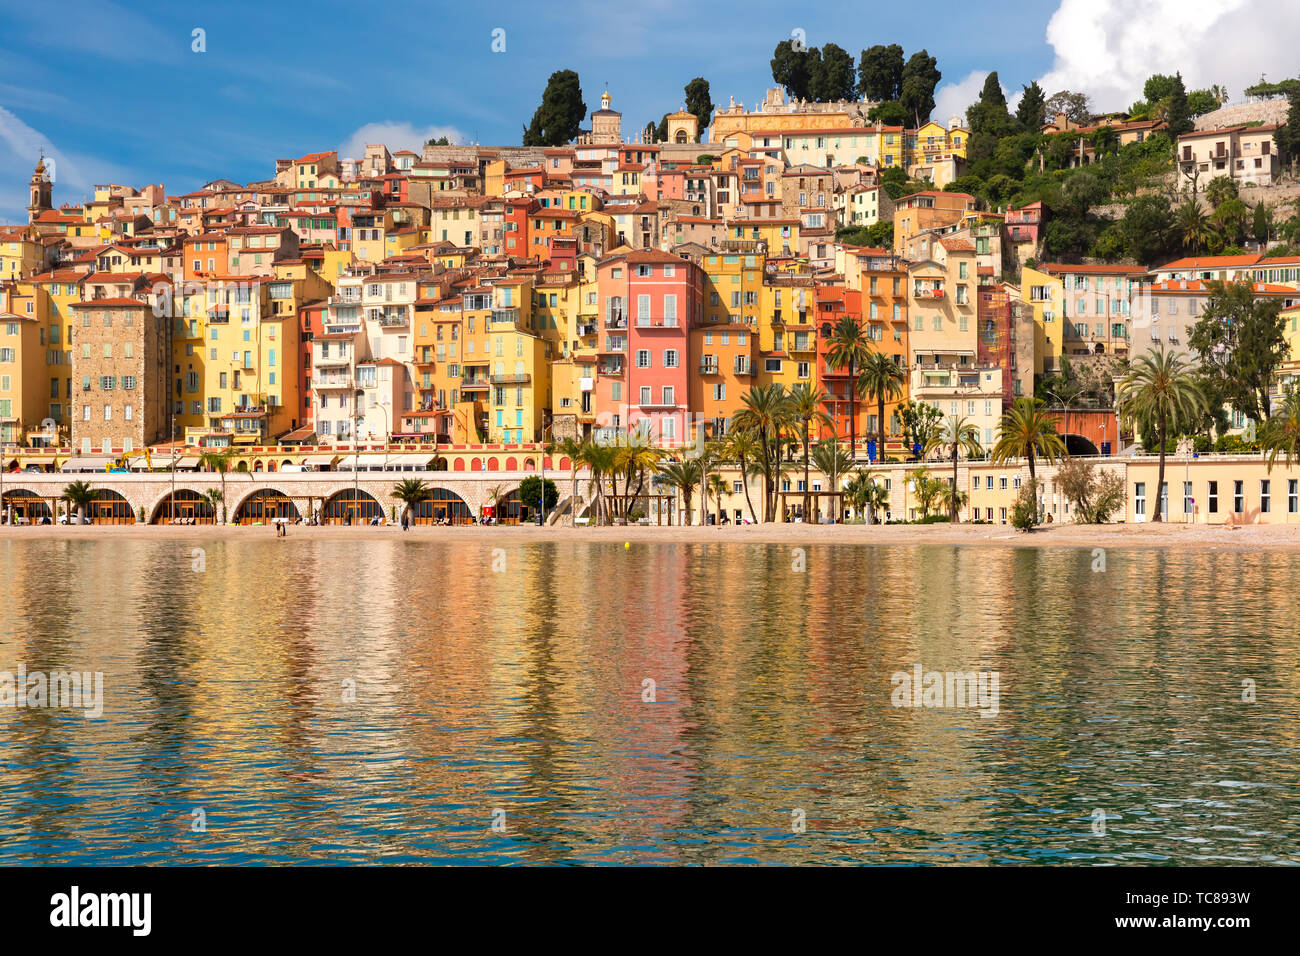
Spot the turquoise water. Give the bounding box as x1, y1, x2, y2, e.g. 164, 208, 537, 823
0, 537, 1297, 864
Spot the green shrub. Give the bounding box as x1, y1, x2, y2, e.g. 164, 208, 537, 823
1011, 479, 1040, 532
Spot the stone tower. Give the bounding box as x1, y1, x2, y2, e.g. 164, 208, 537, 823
591, 90, 622, 145
28, 155, 52, 224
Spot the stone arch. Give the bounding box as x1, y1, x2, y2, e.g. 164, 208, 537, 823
88, 488, 133, 524
322, 488, 383, 525
151, 489, 217, 524
2, 488, 53, 522
235, 460, 249, 472
233, 488, 302, 524
281, 459, 294, 470
484, 484, 525, 524
1064, 434, 1100, 456
410, 486, 474, 525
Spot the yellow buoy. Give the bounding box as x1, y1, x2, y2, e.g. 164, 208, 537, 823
624, 541, 630, 549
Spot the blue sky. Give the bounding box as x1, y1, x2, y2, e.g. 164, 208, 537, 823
1, 0, 1296, 221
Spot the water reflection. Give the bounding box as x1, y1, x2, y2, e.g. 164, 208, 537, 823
0, 537, 1297, 864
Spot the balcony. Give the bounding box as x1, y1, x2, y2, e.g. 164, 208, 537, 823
633, 316, 679, 328
315, 375, 355, 390
576, 323, 598, 337
490, 308, 520, 326
606, 312, 626, 329
733, 361, 755, 377
913, 287, 945, 299
598, 359, 624, 376
490, 373, 532, 385
460, 376, 491, 390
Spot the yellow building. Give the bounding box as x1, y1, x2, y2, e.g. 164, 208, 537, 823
1, 226, 52, 280
0, 283, 49, 445
1018, 265, 1066, 376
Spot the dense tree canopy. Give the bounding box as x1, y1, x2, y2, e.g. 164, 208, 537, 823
857, 44, 904, 100
811, 43, 857, 101
1016, 81, 1047, 129
522, 69, 586, 146
900, 50, 941, 125
684, 77, 713, 140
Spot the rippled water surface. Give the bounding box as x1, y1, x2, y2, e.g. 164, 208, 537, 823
1, 536, 1298, 864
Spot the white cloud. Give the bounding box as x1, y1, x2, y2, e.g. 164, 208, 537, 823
337, 122, 467, 160
1036, 0, 1300, 111
0, 105, 126, 222
934, 71, 1011, 129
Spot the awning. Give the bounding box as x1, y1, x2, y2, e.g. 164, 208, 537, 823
173, 455, 201, 469
302, 454, 340, 466
60, 455, 117, 472
344, 452, 435, 469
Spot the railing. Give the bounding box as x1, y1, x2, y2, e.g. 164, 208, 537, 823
699, 362, 719, 374
633, 316, 679, 328
490, 374, 531, 385
606, 314, 626, 329
460, 377, 491, 388
576, 324, 597, 336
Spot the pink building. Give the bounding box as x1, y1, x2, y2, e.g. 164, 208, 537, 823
594, 249, 701, 445
1004, 201, 1043, 245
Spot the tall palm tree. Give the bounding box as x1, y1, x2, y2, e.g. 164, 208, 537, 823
924, 413, 984, 522
392, 477, 431, 523
1261, 391, 1300, 472
732, 383, 793, 521
201, 488, 223, 524
1116, 347, 1208, 522
1176, 199, 1213, 254
577, 441, 617, 524
695, 442, 721, 526
62, 480, 95, 524
657, 460, 701, 525
720, 427, 762, 524
707, 473, 728, 524
614, 441, 663, 520
857, 350, 905, 463
810, 439, 854, 523
199, 448, 237, 524
826, 315, 872, 459
788, 383, 832, 521
545, 436, 586, 526
991, 397, 1067, 483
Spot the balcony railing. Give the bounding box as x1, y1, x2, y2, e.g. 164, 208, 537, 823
598, 360, 624, 375
576, 323, 597, 337
734, 361, 755, 376
699, 361, 719, 374
633, 316, 679, 328
606, 312, 626, 329
913, 288, 945, 299
490, 373, 532, 385
460, 376, 491, 389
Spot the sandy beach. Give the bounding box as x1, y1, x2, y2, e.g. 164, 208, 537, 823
3, 520, 1299, 550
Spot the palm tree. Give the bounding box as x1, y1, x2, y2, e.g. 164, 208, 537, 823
199, 448, 237, 524
1211, 197, 1250, 247
1261, 391, 1300, 472
392, 477, 431, 523
694, 442, 721, 526
707, 473, 728, 524
614, 441, 663, 521
1116, 347, 1208, 522
991, 397, 1067, 483
787, 383, 832, 521
857, 350, 905, 463
924, 413, 984, 522
826, 315, 872, 459
577, 440, 617, 525
657, 460, 701, 525
732, 383, 793, 521
720, 427, 762, 523
1176, 199, 1213, 254
810, 439, 854, 523
201, 488, 223, 524
545, 436, 586, 526
62, 480, 95, 524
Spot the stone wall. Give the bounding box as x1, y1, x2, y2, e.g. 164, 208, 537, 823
1194, 99, 1289, 131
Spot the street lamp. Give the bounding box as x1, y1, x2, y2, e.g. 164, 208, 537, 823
352, 412, 363, 526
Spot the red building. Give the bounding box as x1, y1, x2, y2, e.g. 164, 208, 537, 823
594, 250, 701, 445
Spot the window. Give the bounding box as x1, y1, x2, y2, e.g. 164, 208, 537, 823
1260, 479, 1271, 513
663, 349, 679, 368
662, 386, 674, 406
1134, 482, 1146, 517
639, 386, 651, 405
1208, 481, 1218, 513
1290, 479, 1298, 514
1183, 481, 1194, 515
764, 358, 782, 373
636, 349, 650, 368
1233, 480, 1244, 514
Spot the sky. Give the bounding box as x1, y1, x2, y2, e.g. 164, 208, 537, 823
1, 0, 1297, 222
